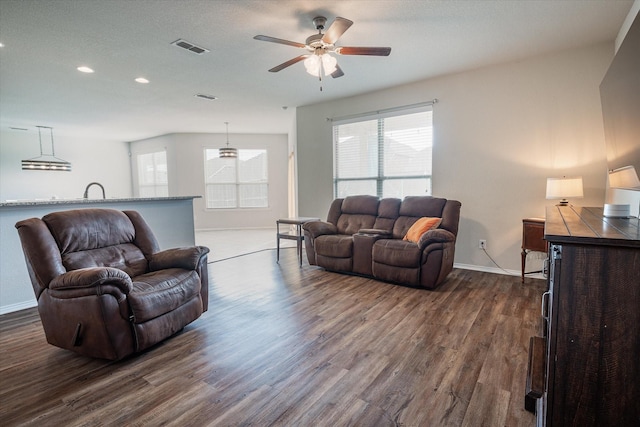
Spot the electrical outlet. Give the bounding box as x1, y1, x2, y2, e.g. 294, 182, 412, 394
479, 239, 487, 249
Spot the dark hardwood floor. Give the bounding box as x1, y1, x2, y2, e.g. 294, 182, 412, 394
0, 248, 544, 426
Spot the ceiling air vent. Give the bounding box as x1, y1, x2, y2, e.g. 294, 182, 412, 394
171, 39, 210, 55
195, 94, 218, 101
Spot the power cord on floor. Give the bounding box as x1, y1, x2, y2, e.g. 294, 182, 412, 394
480, 247, 513, 275
208, 246, 296, 264
210, 245, 531, 279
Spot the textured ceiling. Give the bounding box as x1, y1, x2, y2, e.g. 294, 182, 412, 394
0, 0, 633, 141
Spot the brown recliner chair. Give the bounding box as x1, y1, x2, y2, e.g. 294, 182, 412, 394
15, 208, 210, 360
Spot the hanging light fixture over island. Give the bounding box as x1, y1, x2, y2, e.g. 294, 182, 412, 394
21, 126, 72, 171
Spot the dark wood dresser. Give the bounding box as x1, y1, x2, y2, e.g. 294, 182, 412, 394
527, 206, 640, 426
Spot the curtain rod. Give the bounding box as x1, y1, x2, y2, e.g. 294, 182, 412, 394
327, 99, 438, 122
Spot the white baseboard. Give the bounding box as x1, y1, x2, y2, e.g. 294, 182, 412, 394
0, 299, 37, 315
196, 226, 275, 232
454, 263, 545, 281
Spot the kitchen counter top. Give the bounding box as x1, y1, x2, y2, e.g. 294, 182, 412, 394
0, 196, 200, 208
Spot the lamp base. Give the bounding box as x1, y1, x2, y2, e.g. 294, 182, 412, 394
556, 199, 569, 206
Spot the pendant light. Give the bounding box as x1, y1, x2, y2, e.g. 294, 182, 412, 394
21, 126, 72, 171
219, 122, 238, 158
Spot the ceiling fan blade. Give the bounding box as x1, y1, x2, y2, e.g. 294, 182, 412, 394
253, 35, 306, 49
331, 65, 344, 79
322, 17, 353, 45
268, 55, 308, 72
335, 46, 391, 56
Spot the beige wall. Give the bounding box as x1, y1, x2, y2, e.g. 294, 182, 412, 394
296, 43, 613, 274
130, 132, 289, 230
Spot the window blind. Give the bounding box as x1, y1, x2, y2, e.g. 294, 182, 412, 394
333, 107, 433, 198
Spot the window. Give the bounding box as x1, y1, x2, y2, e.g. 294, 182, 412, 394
333, 108, 433, 199
136, 150, 168, 197
204, 149, 268, 209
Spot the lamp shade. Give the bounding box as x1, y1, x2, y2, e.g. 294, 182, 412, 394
608, 165, 640, 190
546, 176, 583, 205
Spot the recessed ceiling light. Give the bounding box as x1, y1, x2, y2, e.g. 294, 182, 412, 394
135, 77, 149, 84
0, 43, 5, 48
77, 66, 94, 73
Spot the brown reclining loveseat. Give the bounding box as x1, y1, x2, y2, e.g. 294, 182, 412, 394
15, 208, 210, 360
303, 195, 461, 289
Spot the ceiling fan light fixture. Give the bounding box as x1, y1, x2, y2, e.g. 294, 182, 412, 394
304, 53, 337, 77
304, 54, 321, 76
322, 54, 337, 75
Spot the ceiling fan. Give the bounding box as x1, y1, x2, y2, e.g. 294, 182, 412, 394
253, 16, 391, 80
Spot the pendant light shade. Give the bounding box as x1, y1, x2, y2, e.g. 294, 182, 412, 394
220, 122, 238, 158
219, 146, 238, 158
21, 126, 72, 171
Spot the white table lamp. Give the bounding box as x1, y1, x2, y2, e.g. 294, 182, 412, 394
546, 176, 584, 206
608, 165, 640, 189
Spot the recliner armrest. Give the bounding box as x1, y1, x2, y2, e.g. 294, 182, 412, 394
149, 246, 210, 271
49, 267, 133, 293
303, 221, 337, 239
417, 229, 456, 249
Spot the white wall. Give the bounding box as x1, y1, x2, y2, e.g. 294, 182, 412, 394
0, 129, 131, 201
296, 43, 613, 274
130, 132, 289, 230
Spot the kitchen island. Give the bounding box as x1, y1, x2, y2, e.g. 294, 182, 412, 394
0, 196, 200, 314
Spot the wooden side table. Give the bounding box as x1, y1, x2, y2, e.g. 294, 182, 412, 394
276, 217, 319, 266
521, 218, 548, 283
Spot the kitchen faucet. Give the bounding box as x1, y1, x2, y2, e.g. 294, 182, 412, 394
83, 182, 105, 199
